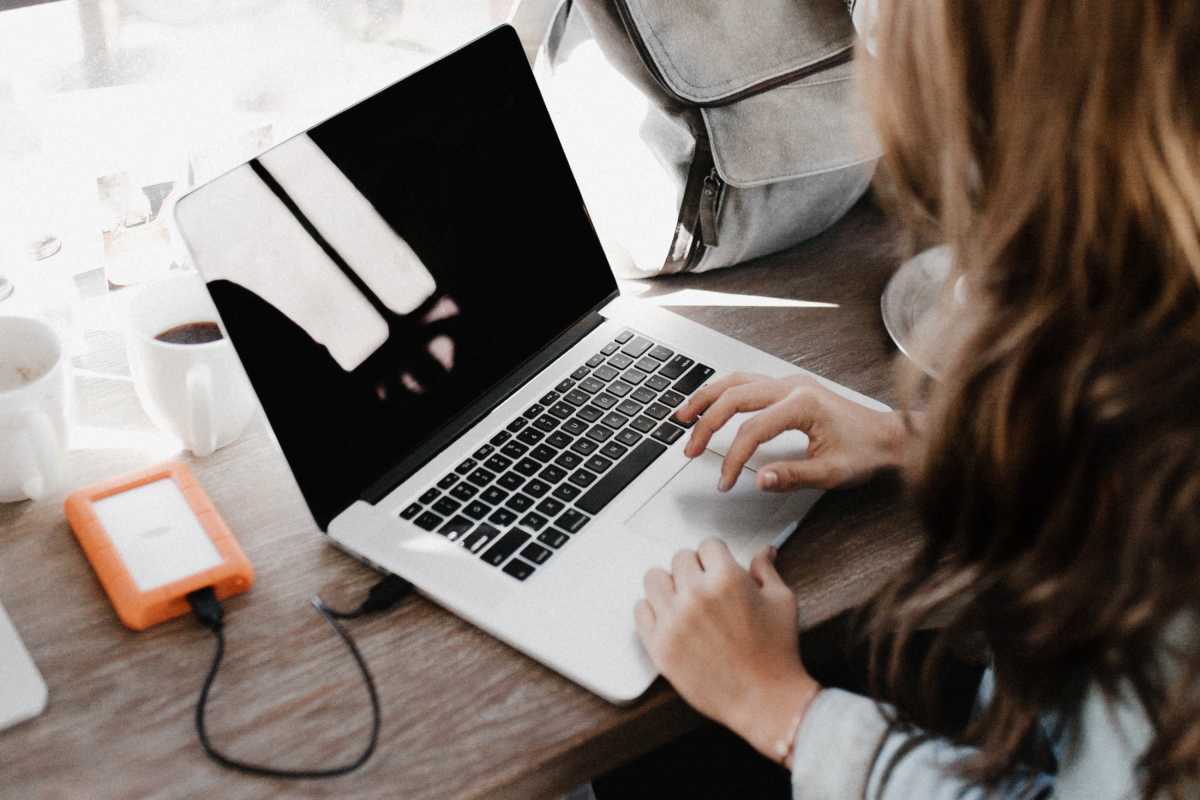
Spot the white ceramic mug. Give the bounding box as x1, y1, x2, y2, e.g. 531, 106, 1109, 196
125, 274, 257, 457
0, 316, 70, 502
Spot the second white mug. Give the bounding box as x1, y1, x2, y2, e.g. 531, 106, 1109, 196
125, 274, 257, 457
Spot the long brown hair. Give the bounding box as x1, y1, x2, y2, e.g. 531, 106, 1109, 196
859, 1, 1200, 797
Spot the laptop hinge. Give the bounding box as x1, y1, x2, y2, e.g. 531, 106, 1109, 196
358, 289, 618, 508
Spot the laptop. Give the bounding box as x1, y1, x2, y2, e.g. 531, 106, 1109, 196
0, 600, 48, 731
174, 26, 887, 703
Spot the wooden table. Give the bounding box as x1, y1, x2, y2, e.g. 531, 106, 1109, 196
0, 199, 922, 799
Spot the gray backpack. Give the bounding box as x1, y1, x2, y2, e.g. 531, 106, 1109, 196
512, 0, 880, 277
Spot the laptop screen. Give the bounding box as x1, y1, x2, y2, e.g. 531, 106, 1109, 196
177, 27, 618, 528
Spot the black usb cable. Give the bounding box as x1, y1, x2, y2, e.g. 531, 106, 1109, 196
186, 574, 414, 779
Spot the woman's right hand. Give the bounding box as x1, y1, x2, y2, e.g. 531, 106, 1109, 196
675, 373, 909, 493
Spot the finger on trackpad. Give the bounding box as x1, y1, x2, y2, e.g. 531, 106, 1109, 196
625, 450, 819, 565
704, 412, 808, 471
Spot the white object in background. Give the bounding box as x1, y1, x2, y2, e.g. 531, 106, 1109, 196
124, 274, 257, 458
0, 315, 70, 502
0, 600, 48, 731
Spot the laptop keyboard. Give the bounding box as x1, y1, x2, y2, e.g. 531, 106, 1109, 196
398, 329, 714, 581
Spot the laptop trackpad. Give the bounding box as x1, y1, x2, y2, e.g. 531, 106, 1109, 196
626, 450, 801, 565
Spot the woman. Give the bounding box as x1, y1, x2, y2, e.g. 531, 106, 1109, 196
634, 1, 1200, 797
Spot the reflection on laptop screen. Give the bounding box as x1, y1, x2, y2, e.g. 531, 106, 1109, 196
178, 28, 617, 528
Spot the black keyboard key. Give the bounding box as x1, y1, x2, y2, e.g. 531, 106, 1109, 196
536, 497, 565, 517
501, 441, 528, 459
547, 431, 572, 449
464, 500, 491, 520
645, 403, 670, 420
414, 511, 444, 531
564, 389, 590, 407
484, 455, 513, 472
673, 363, 715, 395
419, 488, 440, 504
636, 356, 660, 374
562, 418, 588, 436
557, 508, 591, 533
593, 364, 620, 382
515, 458, 541, 477
549, 402, 576, 420
481, 486, 508, 505
450, 482, 479, 501
592, 393, 618, 410
523, 404, 545, 420
601, 412, 629, 430
489, 507, 519, 526
539, 464, 568, 484
646, 374, 671, 392
651, 422, 686, 445
400, 503, 421, 520
607, 381, 633, 397
482, 529, 531, 566
554, 451, 583, 470
517, 428, 545, 446
473, 444, 494, 460
658, 355, 694, 380
502, 559, 536, 581
552, 483, 582, 502
498, 472, 525, 491
577, 362, 597, 375
630, 415, 657, 433
580, 377, 605, 394
577, 405, 603, 423
538, 530, 569, 549
617, 399, 642, 416
507, 417, 529, 432
555, 379, 575, 393
539, 391, 560, 406
586, 425, 614, 443
437, 474, 458, 490
490, 430, 512, 446
462, 522, 502, 554
439, 515, 474, 541
648, 345, 674, 361
533, 414, 560, 432
621, 369, 648, 386
616, 428, 643, 447
631, 387, 657, 404
621, 336, 652, 357
585, 455, 614, 473
523, 479, 551, 498
575, 440, 667, 515
601, 342, 620, 355
467, 468, 497, 487
614, 330, 634, 344
505, 493, 534, 512
608, 353, 634, 370
659, 390, 686, 407
520, 542, 553, 565
520, 512, 549, 531
601, 442, 628, 460
433, 497, 461, 516
571, 438, 598, 455
531, 444, 557, 463
569, 469, 598, 488
455, 459, 477, 475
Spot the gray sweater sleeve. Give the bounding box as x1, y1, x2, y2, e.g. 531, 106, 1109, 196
789, 686, 1151, 800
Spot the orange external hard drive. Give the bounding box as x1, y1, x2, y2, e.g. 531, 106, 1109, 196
65, 462, 253, 631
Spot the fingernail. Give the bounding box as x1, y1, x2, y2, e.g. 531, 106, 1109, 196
718, 475, 732, 492
761, 471, 778, 489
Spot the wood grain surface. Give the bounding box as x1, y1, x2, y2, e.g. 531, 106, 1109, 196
0, 199, 922, 799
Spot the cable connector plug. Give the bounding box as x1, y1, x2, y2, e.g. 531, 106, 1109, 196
315, 574, 415, 620
187, 586, 225, 632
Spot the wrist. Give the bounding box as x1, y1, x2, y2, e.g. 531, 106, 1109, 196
730, 670, 821, 766
876, 410, 911, 471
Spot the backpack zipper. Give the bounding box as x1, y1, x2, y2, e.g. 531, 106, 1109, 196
613, 0, 853, 108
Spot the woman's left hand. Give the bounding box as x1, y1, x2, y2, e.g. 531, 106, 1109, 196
634, 539, 821, 764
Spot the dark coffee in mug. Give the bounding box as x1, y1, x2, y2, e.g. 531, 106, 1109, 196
155, 321, 224, 345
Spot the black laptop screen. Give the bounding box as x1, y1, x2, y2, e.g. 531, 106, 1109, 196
183, 28, 617, 528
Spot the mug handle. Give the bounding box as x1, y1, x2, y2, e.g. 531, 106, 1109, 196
19, 410, 62, 501
186, 364, 217, 458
